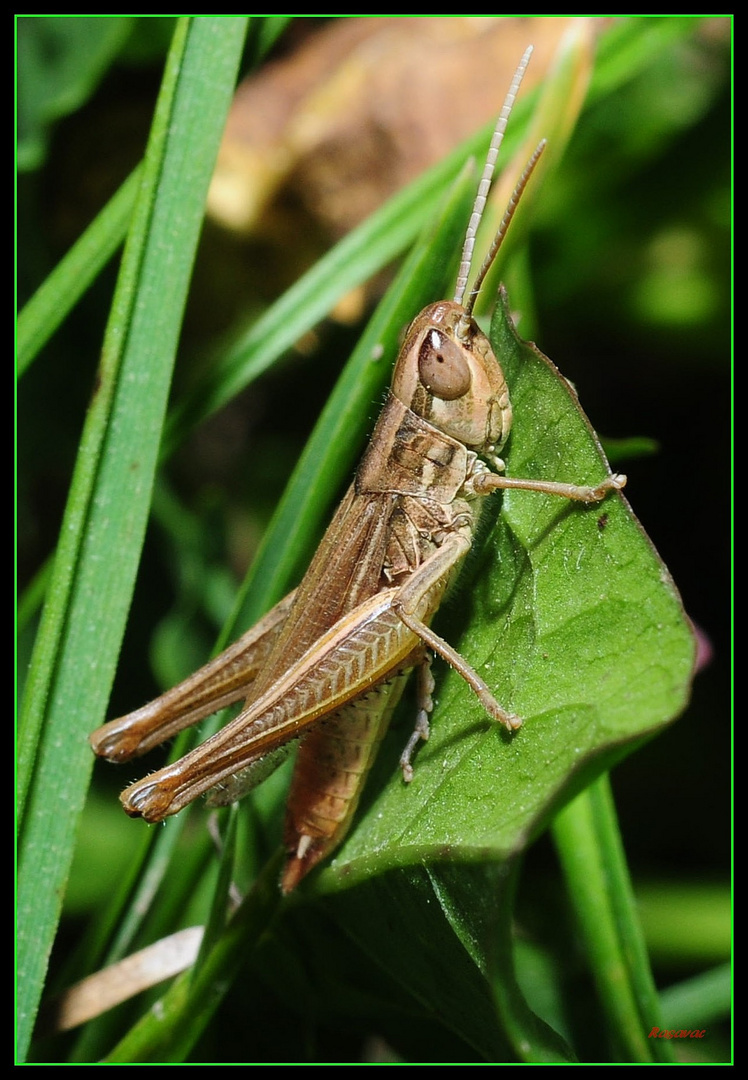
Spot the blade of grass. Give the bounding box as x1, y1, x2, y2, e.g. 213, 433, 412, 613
636, 880, 730, 964
588, 15, 704, 101
658, 963, 732, 1030
16, 166, 141, 377
552, 775, 676, 1063
16, 17, 248, 1061
244, 14, 291, 67
101, 849, 285, 1064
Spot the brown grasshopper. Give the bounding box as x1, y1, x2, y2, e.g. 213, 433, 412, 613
90, 49, 625, 893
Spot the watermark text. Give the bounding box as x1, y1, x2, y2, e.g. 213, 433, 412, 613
648, 1027, 706, 1040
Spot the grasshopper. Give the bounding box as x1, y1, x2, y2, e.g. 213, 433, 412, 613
90, 49, 625, 893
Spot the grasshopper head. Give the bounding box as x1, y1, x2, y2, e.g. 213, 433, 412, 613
391, 299, 512, 465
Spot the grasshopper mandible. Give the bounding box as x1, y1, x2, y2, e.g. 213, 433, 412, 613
90, 49, 625, 893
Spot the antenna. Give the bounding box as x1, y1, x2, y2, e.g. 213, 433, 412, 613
453, 45, 533, 308
462, 139, 546, 319
452, 46, 546, 337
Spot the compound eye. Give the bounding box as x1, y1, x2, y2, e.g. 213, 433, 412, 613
418, 329, 472, 400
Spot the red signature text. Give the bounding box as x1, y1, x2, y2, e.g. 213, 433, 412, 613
648, 1028, 706, 1039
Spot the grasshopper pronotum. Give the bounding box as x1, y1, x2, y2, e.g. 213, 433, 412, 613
90, 49, 625, 893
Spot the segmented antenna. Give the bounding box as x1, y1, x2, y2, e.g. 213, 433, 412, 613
453, 45, 533, 309
462, 138, 546, 317
453, 46, 546, 340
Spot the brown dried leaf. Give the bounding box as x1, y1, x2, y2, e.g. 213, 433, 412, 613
208, 17, 609, 241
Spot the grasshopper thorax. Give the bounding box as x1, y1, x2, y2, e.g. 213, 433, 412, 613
391, 300, 512, 464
